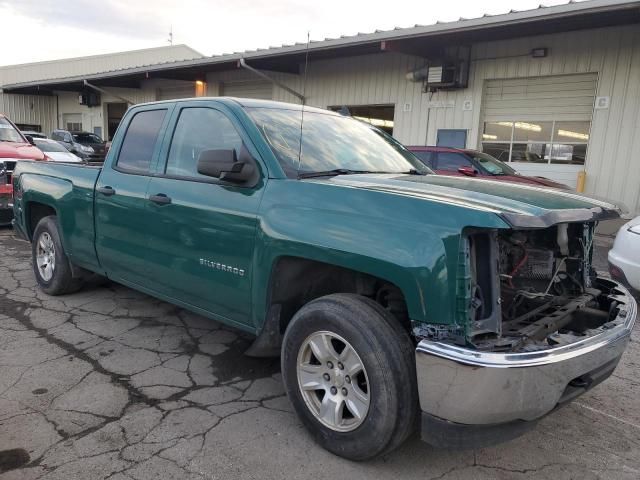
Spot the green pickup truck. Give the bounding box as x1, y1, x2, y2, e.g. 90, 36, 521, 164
12, 98, 637, 460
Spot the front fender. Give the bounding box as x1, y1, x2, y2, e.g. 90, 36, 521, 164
251, 179, 510, 329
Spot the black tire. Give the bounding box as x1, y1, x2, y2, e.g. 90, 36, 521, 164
32, 216, 84, 295
281, 293, 418, 460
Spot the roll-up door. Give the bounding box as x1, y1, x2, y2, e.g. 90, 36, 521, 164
480, 73, 597, 188
221, 81, 273, 100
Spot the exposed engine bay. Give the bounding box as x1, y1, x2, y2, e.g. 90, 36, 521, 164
424, 222, 631, 353
469, 222, 631, 352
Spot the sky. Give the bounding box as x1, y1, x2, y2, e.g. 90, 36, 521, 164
0, 0, 574, 66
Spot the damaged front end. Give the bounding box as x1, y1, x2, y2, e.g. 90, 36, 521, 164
414, 220, 637, 448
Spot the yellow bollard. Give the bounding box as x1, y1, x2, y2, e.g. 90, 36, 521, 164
576, 170, 586, 193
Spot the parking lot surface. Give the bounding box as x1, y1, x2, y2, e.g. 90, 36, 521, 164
0, 227, 639, 480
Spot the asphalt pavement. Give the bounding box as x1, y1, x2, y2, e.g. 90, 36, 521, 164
0, 227, 638, 480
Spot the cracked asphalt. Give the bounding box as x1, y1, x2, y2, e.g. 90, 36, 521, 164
0, 227, 639, 479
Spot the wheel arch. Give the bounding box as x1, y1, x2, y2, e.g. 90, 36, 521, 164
25, 201, 58, 241
246, 254, 414, 357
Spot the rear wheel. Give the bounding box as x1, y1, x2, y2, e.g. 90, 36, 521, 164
32, 216, 84, 295
281, 293, 418, 460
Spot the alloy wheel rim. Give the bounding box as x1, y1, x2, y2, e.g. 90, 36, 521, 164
36, 232, 56, 282
296, 330, 370, 432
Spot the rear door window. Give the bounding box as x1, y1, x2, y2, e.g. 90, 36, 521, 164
116, 109, 167, 173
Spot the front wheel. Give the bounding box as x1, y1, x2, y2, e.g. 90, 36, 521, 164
281, 294, 418, 460
32, 216, 84, 295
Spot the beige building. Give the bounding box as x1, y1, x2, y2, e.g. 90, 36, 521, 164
0, 45, 203, 138
1, 0, 639, 215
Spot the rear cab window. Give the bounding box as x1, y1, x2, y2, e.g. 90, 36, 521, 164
116, 109, 167, 174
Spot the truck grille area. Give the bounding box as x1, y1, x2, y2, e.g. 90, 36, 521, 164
462, 223, 633, 352
3, 161, 16, 185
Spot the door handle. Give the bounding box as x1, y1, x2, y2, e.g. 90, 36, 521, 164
97, 186, 115, 196
149, 193, 172, 205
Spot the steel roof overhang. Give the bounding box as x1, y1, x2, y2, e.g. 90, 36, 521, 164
2, 0, 639, 95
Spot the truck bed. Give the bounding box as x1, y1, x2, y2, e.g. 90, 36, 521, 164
13, 160, 102, 272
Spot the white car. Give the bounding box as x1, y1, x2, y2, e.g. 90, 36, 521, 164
609, 215, 640, 297
34, 138, 83, 163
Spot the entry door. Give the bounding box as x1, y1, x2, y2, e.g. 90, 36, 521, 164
95, 106, 171, 287
143, 105, 264, 328
437, 129, 467, 149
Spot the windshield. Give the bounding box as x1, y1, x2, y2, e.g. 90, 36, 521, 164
34, 139, 69, 153
471, 152, 517, 175
73, 133, 103, 144
247, 108, 430, 178
0, 117, 25, 143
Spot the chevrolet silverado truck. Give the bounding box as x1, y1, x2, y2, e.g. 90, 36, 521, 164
12, 98, 637, 460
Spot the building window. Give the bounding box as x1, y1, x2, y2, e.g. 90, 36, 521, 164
481, 120, 589, 165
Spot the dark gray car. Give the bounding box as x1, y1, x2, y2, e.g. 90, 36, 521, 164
51, 129, 106, 161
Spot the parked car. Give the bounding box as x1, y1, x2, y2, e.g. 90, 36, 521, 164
12, 98, 636, 460
20, 130, 48, 139
51, 129, 106, 161
33, 138, 83, 163
408, 146, 571, 189
609, 216, 640, 298
0, 114, 45, 225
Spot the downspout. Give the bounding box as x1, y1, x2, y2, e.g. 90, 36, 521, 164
83, 80, 135, 105
56, 93, 60, 129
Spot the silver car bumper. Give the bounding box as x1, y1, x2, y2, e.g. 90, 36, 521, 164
415, 283, 636, 427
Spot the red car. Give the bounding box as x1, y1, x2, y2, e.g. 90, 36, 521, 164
407, 146, 570, 189
0, 114, 46, 225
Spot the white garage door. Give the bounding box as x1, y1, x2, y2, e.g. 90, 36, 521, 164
63, 113, 82, 131
481, 73, 597, 188
157, 83, 196, 100
222, 81, 273, 100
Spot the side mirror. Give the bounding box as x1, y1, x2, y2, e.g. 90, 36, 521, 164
197, 145, 257, 185
458, 166, 478, 177
25, 135, 36, 146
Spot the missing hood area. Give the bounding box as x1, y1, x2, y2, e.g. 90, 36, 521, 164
415, 221, 634, 353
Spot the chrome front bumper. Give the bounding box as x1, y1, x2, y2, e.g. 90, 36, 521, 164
415, 283, 636, 427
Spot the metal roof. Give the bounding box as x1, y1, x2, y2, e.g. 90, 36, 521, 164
0, 45, 204, 87
3, 0, 640, 93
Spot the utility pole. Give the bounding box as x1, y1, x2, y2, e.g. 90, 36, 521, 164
168, 25, 173, 45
